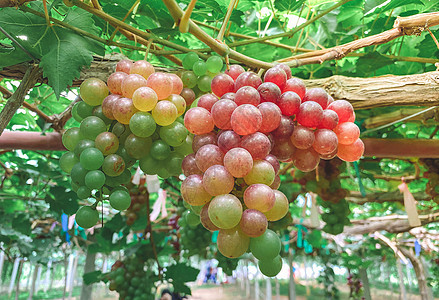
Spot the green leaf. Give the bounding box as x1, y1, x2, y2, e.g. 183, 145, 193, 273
165, 263, 199, 295
83, 271, 103, 285
137, 0, 175, 27
49, 186, 79, 215
12, 214, 31, 235
274, 0, 305, 11
355, 51, 395, 76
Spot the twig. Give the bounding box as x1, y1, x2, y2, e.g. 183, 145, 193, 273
430, 126, 439, 139
107, 0, 140, 43
0, 64, 41, 135
91, 0, 101, 10
427, 28, 439, 50
179, 0, 197, 33
217, 0, 238, 41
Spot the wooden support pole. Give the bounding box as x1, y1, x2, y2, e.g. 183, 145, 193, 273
8, 258, 20, 297
396, 259, 407, 300
359, 268, 372, 300
80, 250, 96, 300
288, 251, 296, 300
27, 264, 39, 300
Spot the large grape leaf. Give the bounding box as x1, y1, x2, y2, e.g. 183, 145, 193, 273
355, 51, 395, 76
274, 0, 305, 12
165, 263, 199, 295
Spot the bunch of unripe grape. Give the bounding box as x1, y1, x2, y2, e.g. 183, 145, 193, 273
124, 178, 148, 226
215, 252, 239, 276
107, 257, 155, 300
61, 59, 193, 229
420, 158, 439, 203
178, 210, 212, 258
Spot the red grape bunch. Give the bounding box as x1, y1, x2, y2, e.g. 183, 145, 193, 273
61, 59, 191, 229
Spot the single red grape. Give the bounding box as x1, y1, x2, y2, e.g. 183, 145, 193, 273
258, 102, 282, 133
327, 100, 354, 123
225, 64, 245, 80
337, 138, 364, 162
264, 67, 287, 90
318, 109, 339, 130
211, 99, 238, 130
272, 115, 294, 138
290, 125, 315, 149
292, 148, 320, 172
240, 132, 271, 159
211, 73, 235, 97
296, 101, 323, 128
235, 86, 261, 106
302, 88, 329, 109
258, 82, 281, 103
277, 91, 301, 116
283, 77, 306, 99
312, 129, 338, 155
197, 93, 219, 112
230, 104, 262, 135
235, 72, 262, 91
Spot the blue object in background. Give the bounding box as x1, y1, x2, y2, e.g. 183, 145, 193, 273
61, 213, 70, 243
212, 230, 219, 243
415, 240, 421, 256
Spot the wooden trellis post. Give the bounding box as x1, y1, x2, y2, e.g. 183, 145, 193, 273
8, 258, 20, 297
265, 277, 272, 300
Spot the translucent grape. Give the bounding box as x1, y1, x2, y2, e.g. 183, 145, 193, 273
169, 73, 183, 95
85, 170, 106, 189
198, 75, 212, 92
244, 160, 275, 186
211, 74, 234, 97
337, 138, 364, 162
59, 151, 78, 173
127, 112, 156, 138
244, 184, 275, 212
235, 86, 261, 106
333, 122, 360, 145
258, 102, 282, 133
264, 190, 289, 221
80, 116, 107, 140
73, 139, 95, 158
167, 94, 186, 116
132, 87, 158, 112
278, 91, 301, 116
77, 186, 91, 199
111, 122, 131, 144
264, 154, 280, 174
121, 74, 147, 98
319, 109, 339, 130
274, 63, 292, 79
217, 130, 241, 153
211, 99, 237, 130
62, 127, 82, 151
223, 147, 253, 178
313, 129, 338, 155
107, 72, 128, 95
101, 94, 120, 120
116, 59, 133, 74
203, 165, 234, 196
327, 100, 355, 123
182, 52, 199, 70
192, 132, 217, 153
184, 107, 214, 135
173, 135, 193, 156
164, 152, 184, 175
208, 194, 242, 229
195, 144, 224, 171
71, 163, 87, 186
124, 134, 152, 159
258, 255, 282, 277
181, 174, 212, 206
283, 77, 306, 99
217, 227, 250, 258
193, 61, 207, 76
109, 190, 131, 211
130, 60, 155, 79
150, 140, 171, 160
151, 100, 178, 126
225, 64, 245, 80
270, 175, 281, 189
75, 206, 99, 229
80, 147, 104, 170
95, 132, 119, 155
180, 88, 196, 106
240, 132, 271, 160
221, 93, 235, 101
139, 155, 161, 175
146, 72, 173, 100
75, 102, 94, 119
206, 56, 223, 73
302, 88, 329, 109
200, 202, 220, 231
182, 154, 202, 176
71, 102, 82, 122
113, 97, 138, 125
264, 67, 287, 90
272, 115, 294, 138
234, 72, 262, 91
101, 154, 125, 177
159, 121, 188, 147
240, 209, 268, 237
249, 229, 281, 260
181, 71, 198, 89
230, 104, 262, 135
92, 105, 111, 125
80, 78, 109, 106
292, 148, 320, 172
320, 148, 338, 160
270, 138, 295, 161
296, 101, 323, 128
258, 82, 281, 103
197, 93, 219, 112
290, 125, 314, 150
185, 210, 200, 227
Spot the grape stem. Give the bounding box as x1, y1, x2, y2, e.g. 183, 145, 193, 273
179, 0, 197, 33
216, 0, 239, 41
143, 190, 163, 279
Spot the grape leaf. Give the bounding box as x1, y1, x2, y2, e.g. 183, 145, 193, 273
165, 263, 199, 295
83, 271, 103, 285
355, 51, 395, 76
274, 0, 305, 12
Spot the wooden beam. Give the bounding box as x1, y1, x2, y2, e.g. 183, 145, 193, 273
0, 131, 65, 151
363, 138, 439, 158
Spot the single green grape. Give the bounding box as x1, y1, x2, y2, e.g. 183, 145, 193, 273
77, 186, 92, 199
59, 151, 78, 173
102, 154, 125, 177
124, 134, 152, 159
80, 116, 107, 140
149, 140, 171, 160
80, 147, 104, 170
181, 71, 198, 89
182, 52, 199, 70
159, 121, 188, 147
71, 163, 88, 186
85, 170, 106, 189
206, 56, 223, 73
74, 139, 95, 158
129, 112, 156, 138
198, 75, 212, 92
139, 155, 161, 175
75, 206, 99, 228
76, 101, 94, 119
109, 190, 131, 211
62, 127, 82, 151
193, 61, 207, 76
249, 229, 281, 260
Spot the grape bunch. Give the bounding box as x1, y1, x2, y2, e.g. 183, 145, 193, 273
179, 52, 224, 104
124, 178, 148, 226
420, 159, 439, 202
61, 59, 193, 228
107, 257, 155, 300
178, 210, 212, 258
321, 199, 350, 235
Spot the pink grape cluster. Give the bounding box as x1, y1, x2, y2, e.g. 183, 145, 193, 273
180, 63, 364, 277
